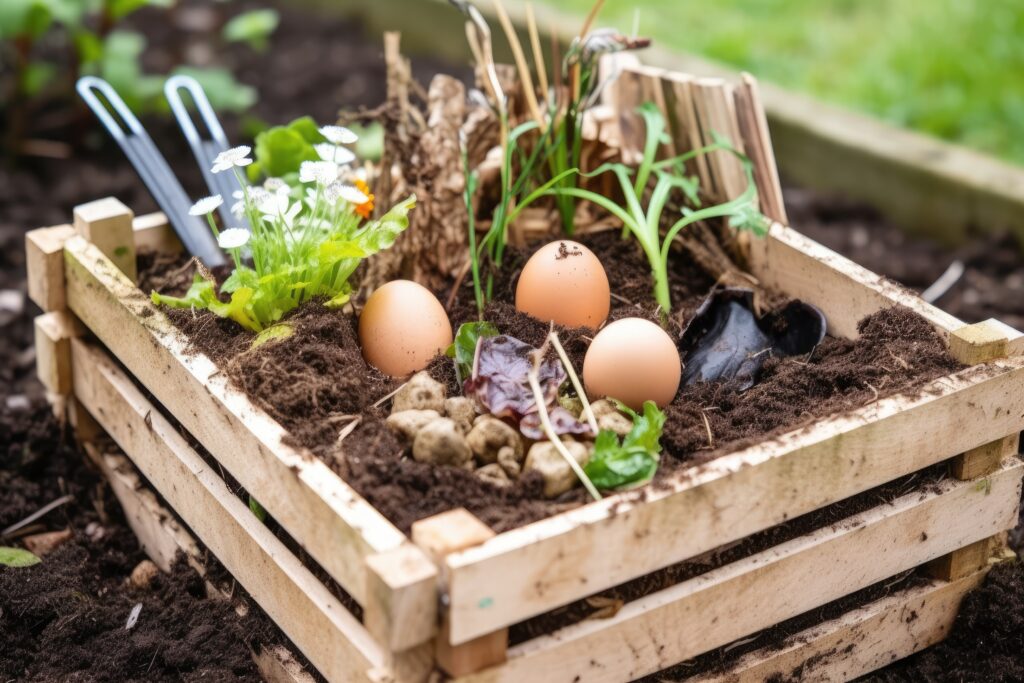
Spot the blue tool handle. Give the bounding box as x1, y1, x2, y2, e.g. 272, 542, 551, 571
165, 75, 248, 230
76, 76, 226, 267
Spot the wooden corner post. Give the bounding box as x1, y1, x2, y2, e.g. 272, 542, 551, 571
411, 508, 508, 678
73, 197, 136, 281
930, 319, 1022, 580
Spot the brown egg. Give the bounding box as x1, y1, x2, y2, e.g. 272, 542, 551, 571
583, 317, 681, 410
359, 280, 453, 377
515, 240, 610, 328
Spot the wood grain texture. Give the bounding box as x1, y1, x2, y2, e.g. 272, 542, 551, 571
747, 222, 965, 341
71, 338, 384, 683
33, 311, 82, 395
62, 236, 408, 606
683, 572, 987, 683
452, 460, 1022, 683
443, 356, 1024, 643
73, 197, 136, 281
25, 224, 75, 312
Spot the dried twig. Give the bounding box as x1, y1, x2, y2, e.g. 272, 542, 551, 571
547, 326, 598, 433
372, 382, 408, 408
1, 494, 75, 538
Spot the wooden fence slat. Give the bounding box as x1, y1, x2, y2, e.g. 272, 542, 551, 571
26, 224, 76, 312
442, 355, 1024, 644
71, 338, 385, 683
62, 236, 409, 606
683, 572, 987, 683
452, 459, 1022, 682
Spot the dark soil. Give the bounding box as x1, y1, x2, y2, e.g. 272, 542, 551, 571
142, 224, 963, 534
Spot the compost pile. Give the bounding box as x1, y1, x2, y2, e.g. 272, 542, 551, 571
2, 0, 1023, 681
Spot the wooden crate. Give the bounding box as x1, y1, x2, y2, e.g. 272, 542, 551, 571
26, 68, 1024, 682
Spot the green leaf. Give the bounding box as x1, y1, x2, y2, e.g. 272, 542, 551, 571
208, 287, 261, 332
0, 546, 41, 567
223, 9, 279, 51
318, 240, 366, 264
22, 60, 56, 96
151, 275, 216, 309
446, 321, 499, 381
350, 122, 384, 162
0, 1, 51, 41
353, 195, 416, 254
107, 0, 172, 21
252, 118, 325, 179
583, 401, 665, 490
253, 323, 294, 348
221, 266, 259, 294
248, 495, 268, 523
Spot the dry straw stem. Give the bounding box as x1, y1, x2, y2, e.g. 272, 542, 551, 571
492, 0, 544, 126
547, 327, 598, 433
528, 338, 602, 501
525, 3, 549, 100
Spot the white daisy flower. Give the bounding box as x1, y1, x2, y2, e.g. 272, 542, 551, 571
211, 145, 253, 173
299, 160, 339, 186
336, 184, 369, 205
189, 194, 224, 216
319, 125, 358, 145
263, 177, 287, 193
315, 143, 355, 166
259, 193, 301, 228
217, 228, 251, 250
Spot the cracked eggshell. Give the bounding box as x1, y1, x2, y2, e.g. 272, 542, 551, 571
515, 240, 610, 328
583, 317, 681, 410
359, 280, 453, 377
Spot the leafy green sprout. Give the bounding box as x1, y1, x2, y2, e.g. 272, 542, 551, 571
546, 101, 769, 320
223, 9, 279, 52
152, 134, 416, 334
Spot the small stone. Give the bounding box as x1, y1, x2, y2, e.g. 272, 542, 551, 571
22, 528, 72, 557
5, 394, 30, 412
386, 409, 441, 441
444, 397, 476, 433
476, 463, 511, 487
590, 399, 633, 436
413, 418, 473, 469
467, 415, 522, 465
0, 289, 24, 327
497, 446, 522, 479
85, 522, 105, 542
129, 560, 161, 589
524, 440, 591, 498
392, 372, 446, 413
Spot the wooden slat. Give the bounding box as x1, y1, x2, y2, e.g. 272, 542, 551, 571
442, 356, 1024, 643
691, 77, 747, 201
684, 572, 987, 683
25, 224, 75, 312
733, 73, 788, 224
660, 72, 714, 195
132, 211, 183, 254
453, 459, 1022, 682
62, 235, 408, 605
413, 509, 508, 677
747, 222, 965, 340
71, 338, 385, 683
33, 311, 82, 395
82, 447, 316, 683
74, 197, 136, 281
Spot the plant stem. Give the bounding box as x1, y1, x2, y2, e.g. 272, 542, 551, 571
548, 330, 598, 433
527, 364, 601, 501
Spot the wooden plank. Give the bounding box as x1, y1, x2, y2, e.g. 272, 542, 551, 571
692, 77, 747, 201
453, 460, 1022, 682
83, 444, 317, 683
132, 212, 183, 254
442, 356, 1024, 643
74, 197, 137, 281
33, 311, 82, 395
83, 442, 200, 574
747, 222, 965, 340
62, 235, 408, 604
949, 319, 1013, 365
661, 72, 714, 195
26, 224, 75, 312
684, 572, 987, 683
364, 545, 439, 652
412, 510, 508, 677
733, 73, 788, 224
953, 433, 1019, 481
71, 338, 385, 683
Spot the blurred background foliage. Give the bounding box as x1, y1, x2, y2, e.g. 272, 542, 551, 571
546, 0, 1024, 165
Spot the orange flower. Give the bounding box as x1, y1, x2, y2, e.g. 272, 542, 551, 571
354, 178, 374, 219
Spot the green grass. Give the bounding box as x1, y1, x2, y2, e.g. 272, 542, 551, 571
545, 0, 1024, 165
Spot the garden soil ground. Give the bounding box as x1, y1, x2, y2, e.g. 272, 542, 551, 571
1, 0, 1022, 680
